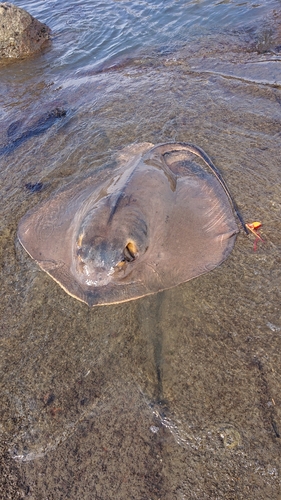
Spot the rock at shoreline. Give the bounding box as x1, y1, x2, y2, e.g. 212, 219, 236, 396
0, 2, 51, 60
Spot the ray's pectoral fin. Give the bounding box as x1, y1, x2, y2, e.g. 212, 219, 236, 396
143, 150, 177, 192
37, 259, 65, 273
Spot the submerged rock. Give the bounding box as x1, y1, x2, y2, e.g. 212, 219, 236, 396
0, 2, 51, 60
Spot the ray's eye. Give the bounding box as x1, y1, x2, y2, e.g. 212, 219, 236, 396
77, 233, 83, 248
123, 241, 138, 262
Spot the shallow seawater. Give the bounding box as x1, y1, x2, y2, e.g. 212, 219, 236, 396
0, 0, 281, 498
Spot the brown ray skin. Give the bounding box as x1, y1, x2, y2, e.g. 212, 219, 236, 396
17, 142, 238, 306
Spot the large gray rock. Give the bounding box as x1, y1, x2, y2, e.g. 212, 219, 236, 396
0, 2, 51, 60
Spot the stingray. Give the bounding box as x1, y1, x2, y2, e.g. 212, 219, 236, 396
18, 142, 244, 307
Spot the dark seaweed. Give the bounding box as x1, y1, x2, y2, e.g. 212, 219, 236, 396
0, 108, 66, 157
25, 182, 44, 193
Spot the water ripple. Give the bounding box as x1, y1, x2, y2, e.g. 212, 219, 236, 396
14, 0, 279, 70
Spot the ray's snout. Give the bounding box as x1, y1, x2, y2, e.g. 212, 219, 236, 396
75, 234, 141, 287
77, 238, 122, 271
